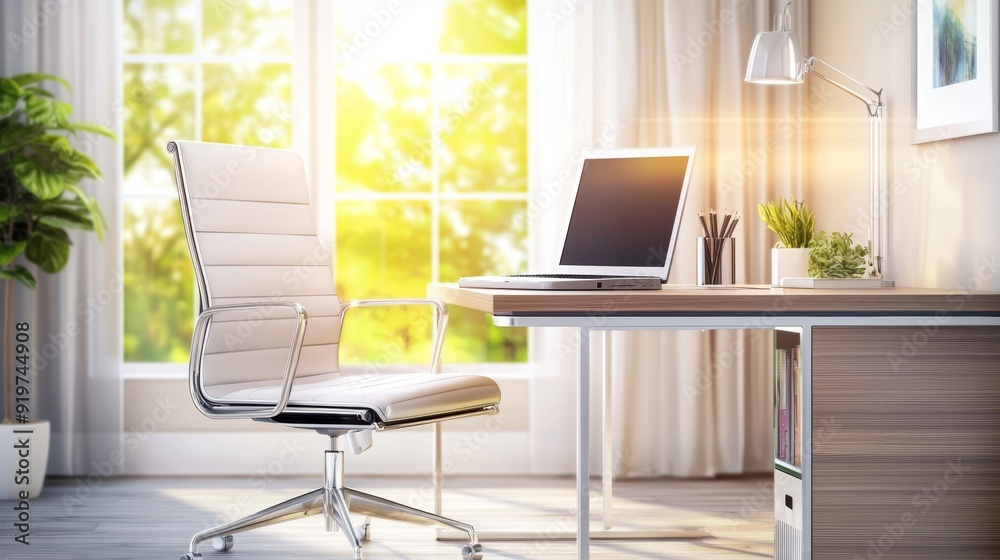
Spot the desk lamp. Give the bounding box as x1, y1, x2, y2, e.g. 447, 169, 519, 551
745, 2, 890, 282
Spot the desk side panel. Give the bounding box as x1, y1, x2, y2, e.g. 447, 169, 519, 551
812, 326, 1000, 560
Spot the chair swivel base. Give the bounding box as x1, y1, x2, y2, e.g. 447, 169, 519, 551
180, 445, 483, 560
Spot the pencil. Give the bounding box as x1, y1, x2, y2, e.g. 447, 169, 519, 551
719, 210, 731, 241
709, 209, 718, 239
725, 213, 740, 238
698, 211, 710, 238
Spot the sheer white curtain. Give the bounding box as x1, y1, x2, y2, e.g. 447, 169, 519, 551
1, 0, 123, 475
528, 0, 807, 476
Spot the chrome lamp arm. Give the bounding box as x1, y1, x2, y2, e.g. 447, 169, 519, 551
803, 57, 888, 278
804, 57, 883, 118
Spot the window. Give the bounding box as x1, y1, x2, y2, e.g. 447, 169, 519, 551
121, 0, 527, 369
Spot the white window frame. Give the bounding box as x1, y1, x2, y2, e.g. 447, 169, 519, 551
123, 0, 531, 379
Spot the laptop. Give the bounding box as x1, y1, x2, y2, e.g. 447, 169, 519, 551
459, 146, 695, 290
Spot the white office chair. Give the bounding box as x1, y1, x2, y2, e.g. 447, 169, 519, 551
167, 140, 499, 560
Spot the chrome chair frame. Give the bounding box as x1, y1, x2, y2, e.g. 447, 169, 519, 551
168, 141, 494, 560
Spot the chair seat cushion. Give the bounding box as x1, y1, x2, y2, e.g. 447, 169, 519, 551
206, 372, 500, 423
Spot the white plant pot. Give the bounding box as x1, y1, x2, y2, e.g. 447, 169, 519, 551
771, 247, 811, 287
0, 420, 50, 499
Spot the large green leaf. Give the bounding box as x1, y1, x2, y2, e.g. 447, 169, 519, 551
11, 155, 65, 199
65, 122, 118, 141
66, 184, 105, 241
12, 73, 71, 92
0, 121, 44, 154
0, 241, 27, 266
0, 265, 36, 290
26, 227, 71, 273
0, 77, 21, 117
25, 96, 72, 127
37, 204, 95, 231
61, 147, 103, 179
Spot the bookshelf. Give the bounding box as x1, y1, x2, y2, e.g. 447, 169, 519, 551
774, 328, 802, 560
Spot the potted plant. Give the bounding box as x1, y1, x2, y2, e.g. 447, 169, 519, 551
757, 197, 815, 286
0, 73, 114, 499
808, 230, 869, 279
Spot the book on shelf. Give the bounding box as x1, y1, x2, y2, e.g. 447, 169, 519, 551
774, 329, 801, 468
776, 347, 789, 463
793, 345, 802, 467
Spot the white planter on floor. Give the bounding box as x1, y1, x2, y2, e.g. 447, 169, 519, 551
0, 420, 50, 499
771, 248, 811, 287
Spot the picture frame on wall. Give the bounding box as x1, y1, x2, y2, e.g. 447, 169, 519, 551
913, 0, 999, 144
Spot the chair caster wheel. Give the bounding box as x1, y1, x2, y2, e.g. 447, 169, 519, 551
212, 535, 234, 551
462, 543, 483, 560
180, 554, 202, 560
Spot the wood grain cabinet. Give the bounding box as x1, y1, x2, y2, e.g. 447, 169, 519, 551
810, 326, 1000, 559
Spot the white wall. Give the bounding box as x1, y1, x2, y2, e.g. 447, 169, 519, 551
809, 0, 1000, 291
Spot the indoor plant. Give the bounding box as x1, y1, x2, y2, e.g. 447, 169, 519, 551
0, 73, 113, 498
808, 230, 869, 279
757, 197, 815, 286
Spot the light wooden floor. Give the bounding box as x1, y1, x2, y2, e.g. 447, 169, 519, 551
2, 475, 774, 559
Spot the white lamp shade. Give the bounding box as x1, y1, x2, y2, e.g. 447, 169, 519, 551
745, 31, 804, 84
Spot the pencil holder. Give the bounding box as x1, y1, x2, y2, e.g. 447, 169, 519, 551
697, 237, 736, 285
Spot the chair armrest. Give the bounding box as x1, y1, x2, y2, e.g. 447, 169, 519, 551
189, 301, 307, 419
340, 298, 449, 373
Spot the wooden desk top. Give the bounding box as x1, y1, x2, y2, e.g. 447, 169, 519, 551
428, 284, 1000, 316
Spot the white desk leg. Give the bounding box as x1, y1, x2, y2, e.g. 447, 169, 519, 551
433, 422, 442, 516
578, 325, 591, 559
602, 330, 613, 531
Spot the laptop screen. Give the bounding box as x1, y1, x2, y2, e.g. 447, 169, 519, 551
558, 149, 693, 275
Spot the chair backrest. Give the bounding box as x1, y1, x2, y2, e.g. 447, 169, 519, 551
168, 141, 342, 386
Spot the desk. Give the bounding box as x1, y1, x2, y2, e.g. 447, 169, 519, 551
428, 284, 1000, 560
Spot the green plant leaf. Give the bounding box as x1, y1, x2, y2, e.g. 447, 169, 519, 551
26, 227, 71, 273
12, 73, 71, 92
11, 155, 65, 199
0, 264, 36, 289
0, 77, 22, 117
21, 86, 54, 98
66, 184, 105, 241
25, 96, 72, 127
0, 241, 27, 266
757, 197, 814, 248
0, 120, 44, 153
61, 148, 103, 179
808, 231, 869, 278
65, 122, 118, 141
